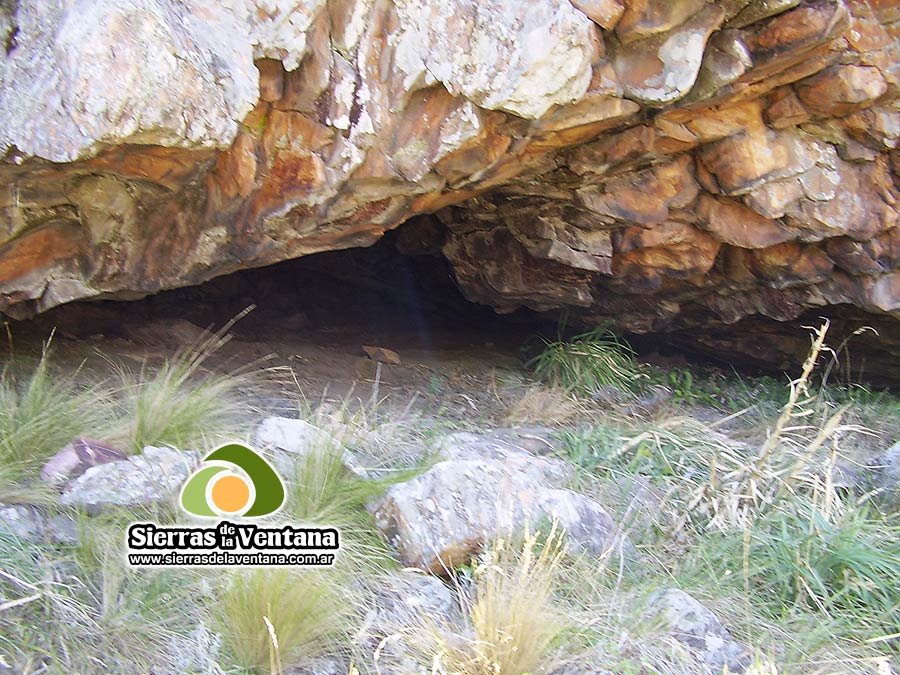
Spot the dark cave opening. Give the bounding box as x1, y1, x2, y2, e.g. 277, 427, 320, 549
11, 219, 555, 359
4, 217, 899, 389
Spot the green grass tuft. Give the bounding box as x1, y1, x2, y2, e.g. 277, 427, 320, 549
109, 332, 254, 455
528, 328, 647, 397
0, 342, 114, 485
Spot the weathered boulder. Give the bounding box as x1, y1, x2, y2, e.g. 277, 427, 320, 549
60, 445, 197, 511
372, 432, 620, 573
1, 0, 898, 378
646, 588, 751, 673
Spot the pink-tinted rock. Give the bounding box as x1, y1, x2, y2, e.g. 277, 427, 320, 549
41, 439, 128, 488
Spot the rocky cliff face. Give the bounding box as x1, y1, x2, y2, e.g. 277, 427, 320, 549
1, 1, 898, 373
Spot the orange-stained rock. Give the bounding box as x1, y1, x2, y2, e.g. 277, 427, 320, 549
0, 224, 84, 287
213, 131, 258, 201
795, 65, 888, 117
569, 0, 625, 30
748, 242, 834, 283
764, 89, 809, 129
576, 155, 699, 225
686, 99, 768, 143
699, 127, 816, 195
255, 59, 285, 103
614, 0, 707, 44
86, 146, 209, 192
614, 223, 720, 279
747, 2, 844, 55
696, 195, 794, 248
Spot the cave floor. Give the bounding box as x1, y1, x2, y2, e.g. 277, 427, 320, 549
2, 274, 899, 674
4, 285, 898, 459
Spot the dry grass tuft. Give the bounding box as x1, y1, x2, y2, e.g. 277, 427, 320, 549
414, 527, 569, 675
213, 567, 349, 673
503, 385, 582, 426
678, 321, 864, 532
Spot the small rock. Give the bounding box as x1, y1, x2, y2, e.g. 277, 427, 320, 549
60, 446, 197, 511
40, 438, 127, 488
0, 504, 45, 541
0, 504, 78, 545
646, 588, 751, 673
362, 345, 401, 365
866, 441, 900, 503
254, 417, 338, 455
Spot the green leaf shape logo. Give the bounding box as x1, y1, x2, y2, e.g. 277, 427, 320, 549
180, 442, 285, 518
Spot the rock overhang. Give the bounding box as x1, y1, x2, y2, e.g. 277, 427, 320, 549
0, 0, 898, 376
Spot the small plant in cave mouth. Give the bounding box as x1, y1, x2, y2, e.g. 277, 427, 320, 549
528, 327, 648, 398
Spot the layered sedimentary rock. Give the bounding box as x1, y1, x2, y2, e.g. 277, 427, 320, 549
1, 0, 898, 373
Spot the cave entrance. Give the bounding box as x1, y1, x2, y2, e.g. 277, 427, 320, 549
140, 218, 554, 354
5, 218, 565, 413
5, 217, 898, 399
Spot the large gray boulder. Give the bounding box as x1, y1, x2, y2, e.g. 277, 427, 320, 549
373, 431, 621, 573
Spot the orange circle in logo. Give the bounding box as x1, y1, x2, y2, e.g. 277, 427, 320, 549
210, 474, 251, 513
